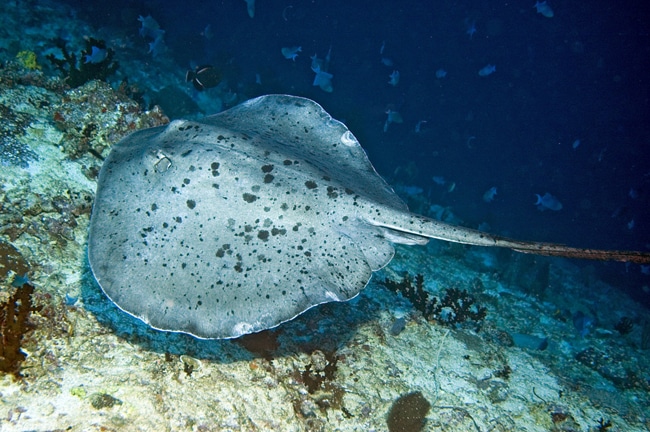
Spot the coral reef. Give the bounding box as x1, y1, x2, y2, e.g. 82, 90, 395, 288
89, 392, 122, 409
0, 241, 30, 282
52, 80, 168, 160
15, 51, 41, 70
0, 282, 35, 379
0, 99, 39, 168
614, 316, 633, 335
575, 347, 650, 390
381, 273, 486, 326
300, 350, 339, 394
46, 37, 118, 88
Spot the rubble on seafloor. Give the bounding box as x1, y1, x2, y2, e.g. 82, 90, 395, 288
1, 1, 649, 431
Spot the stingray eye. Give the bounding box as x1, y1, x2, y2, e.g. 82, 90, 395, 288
340, 131, 357, 147
153, 151, 172, 173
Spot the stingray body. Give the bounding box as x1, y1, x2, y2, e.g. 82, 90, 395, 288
88, 95, 650, 339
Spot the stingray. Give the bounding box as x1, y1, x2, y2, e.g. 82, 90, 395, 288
88, 95, 650, 339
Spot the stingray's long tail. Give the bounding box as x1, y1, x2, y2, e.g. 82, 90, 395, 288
368, 211, 650, 264
497, 238, 650, 264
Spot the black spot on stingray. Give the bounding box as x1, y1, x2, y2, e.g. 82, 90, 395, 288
257, 230, 269, 241
305, 180, 317, 189
327, 186, 338, 199
281, 203, 289, 211
181, 149, 193, 157
174, 216, 182, 223
283, 159, 292, 165
189, 165, 196, 171
345, 188, 354, 194
217, 135, 225, 140
243, 193, 258, 203
261, 164, 274, 173
322, 175, 331, 181
151, 203, 158, 211
183, 178, 190, 185
186, 199, 196, 209
234, 263, 243, 273
264, 174, 274, 184
271, 228, 286, 236
211, 162, 220, 170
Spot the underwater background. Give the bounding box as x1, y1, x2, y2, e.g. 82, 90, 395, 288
1, 0, 649, 431
61, 0, 650, 304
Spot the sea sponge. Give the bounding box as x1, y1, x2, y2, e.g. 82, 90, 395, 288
15, 50, 41, 70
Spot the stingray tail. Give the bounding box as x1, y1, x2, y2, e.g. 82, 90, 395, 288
504, 240, 650, 264
368, 212, 650, 264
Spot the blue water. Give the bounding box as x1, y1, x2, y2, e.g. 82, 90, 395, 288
57, 0, 650, 302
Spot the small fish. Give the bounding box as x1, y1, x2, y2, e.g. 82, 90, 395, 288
478, 64, 496, 77
398, 185, 424, 196
388, 70, 400, 86
435, 69, 447, 79
148, 35, 165, 57
380, 41, 386, 55
629, 188, 639, 199
483, 186, 497, 203
572, 139, 581, 149
628, 219, 635, 230
432, 176, 446, 186
428, 204, 458, 223
310, 53, 322, 70
201, 24, 214, 40
383, 109, 403, 132
244, 0, 255, 18
465, 19, 477, 39
186, 65, 222, 91
138, 15, 163, 39
312, 66, 334, 93
84, 46, 107, 64
641, 265, 650, 275
380, 57, 394, 67
281, 46, 302, 61
534, 1, 554, 18
534, 192, 563, 211
415, 120, 427, 133
572, 311, 594, 337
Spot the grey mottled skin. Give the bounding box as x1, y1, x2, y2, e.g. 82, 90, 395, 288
88, 95, 650, 339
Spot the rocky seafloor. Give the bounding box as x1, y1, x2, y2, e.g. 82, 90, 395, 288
1, 2, 649, 431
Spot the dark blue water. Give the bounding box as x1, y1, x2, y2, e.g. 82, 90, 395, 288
59, 0, 650, 302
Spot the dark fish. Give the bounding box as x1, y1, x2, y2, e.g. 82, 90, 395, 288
186, 65, 221, 91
